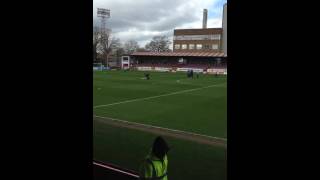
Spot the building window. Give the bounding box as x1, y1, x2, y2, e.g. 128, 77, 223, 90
212, 34, 221, 40
175, 44, 180, 49
212, 44, 219, 50
182, 44, 187, 49
189, 44, 195, 49
196, 44, 202, 50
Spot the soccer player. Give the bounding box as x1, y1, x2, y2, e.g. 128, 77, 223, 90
144, 73, 150, 80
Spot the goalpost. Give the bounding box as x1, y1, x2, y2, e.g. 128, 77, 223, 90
93, 63, 104, 71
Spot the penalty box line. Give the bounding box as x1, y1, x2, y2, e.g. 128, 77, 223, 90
94, 83, 226, 109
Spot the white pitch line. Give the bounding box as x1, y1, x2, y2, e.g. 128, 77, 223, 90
94, 83, 226, 108
94, 115, 227, 142
175, 79, 193, 85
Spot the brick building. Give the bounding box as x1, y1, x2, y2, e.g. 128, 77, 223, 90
173, 28, 223, 52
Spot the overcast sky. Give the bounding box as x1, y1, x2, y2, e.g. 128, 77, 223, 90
93, 0, 227, 48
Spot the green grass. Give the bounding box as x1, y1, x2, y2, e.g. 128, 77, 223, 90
93, 70, 227, 180
94, 119, 226, 180
93, 70, 227, 138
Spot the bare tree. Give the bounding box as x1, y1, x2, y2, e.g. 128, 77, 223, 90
145, 36, 171, 52
110, 38, 121, 51
114, 47, 125, 67
124, 40, 139, 54
93, 26, 100, 62
109, 38, 122, 67
99, 28, 113, 66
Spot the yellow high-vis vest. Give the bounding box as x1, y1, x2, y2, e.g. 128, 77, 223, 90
139, 153, 168, 180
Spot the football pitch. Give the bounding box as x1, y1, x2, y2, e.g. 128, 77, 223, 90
93, 70, 227, 180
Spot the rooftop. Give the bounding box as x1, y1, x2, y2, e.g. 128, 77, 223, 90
131, 51, 226, 57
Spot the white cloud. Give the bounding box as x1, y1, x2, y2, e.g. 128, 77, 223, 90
175, 19, 222, 29
93, 0, 225, 47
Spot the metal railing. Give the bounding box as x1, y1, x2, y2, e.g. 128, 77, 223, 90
93, 160, 139, 179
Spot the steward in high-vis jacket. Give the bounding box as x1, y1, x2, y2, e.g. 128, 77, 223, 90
139, 136, 170, 180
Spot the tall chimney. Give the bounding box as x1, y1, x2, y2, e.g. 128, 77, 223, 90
222, 3, 227, 55
202, 9, 207, 29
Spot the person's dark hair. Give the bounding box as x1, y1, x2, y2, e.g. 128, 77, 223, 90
152, 136, 169, 160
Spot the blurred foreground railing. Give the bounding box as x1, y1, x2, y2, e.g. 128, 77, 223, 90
93, 160, 139, 180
